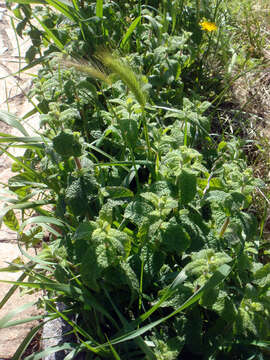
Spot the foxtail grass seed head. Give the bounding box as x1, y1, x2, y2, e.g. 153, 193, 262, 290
98, 51, 147, 109
59, 57, 110, 84
199, 20, 218, 32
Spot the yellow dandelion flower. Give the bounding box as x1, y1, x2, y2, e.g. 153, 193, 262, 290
199, 20, 218, 32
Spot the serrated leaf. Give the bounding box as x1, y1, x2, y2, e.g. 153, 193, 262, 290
207, 190, 229, 203
160, 218, 190, 253
81, 245, 101, 292
73, 221, 97, 241
199, 286, 219, 308
223, 192, 248, 213
149, 181, 172, 196
124, 200, 153, 225
120, 261, 139, 306
185, 249, 232, 278
3, 209, 19, 231
140, 192, 159, 207
178, 169, 197, 205
109, 229, 132, 259
253, 263, 270, 287
212, 291, 237, 322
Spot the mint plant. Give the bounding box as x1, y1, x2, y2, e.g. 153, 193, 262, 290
0, 0, 269, 359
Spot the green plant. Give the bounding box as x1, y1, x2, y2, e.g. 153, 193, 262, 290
0, 0, 269, 359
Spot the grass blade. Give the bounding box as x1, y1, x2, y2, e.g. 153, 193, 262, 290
12, 321, 61, 360
0, 279, 119, 328
24, 343, 79, 360
120, 16, 141, 49
101, 264, 231, 346
32, 14, 65, 50
0, 146, 41, 177
0, 264, 35, 310
0, 301, 37, 328
105, 335, 121, 360
6, 0, 46, 3
1, 315, 44, 328
0, 136, 45, 143
0, 110, 29, 136
96, 0, 103, 18
155, 105, 209, 135
0, 201, 53, 219
19, 216, 65, 233
46, 0, 78, 21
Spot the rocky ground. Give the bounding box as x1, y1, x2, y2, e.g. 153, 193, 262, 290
0, 4, 41, 358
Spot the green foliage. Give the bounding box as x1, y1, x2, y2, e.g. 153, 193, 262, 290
65, 173, 99, 217
0, 0, 269, 359
52, 130, 82, 158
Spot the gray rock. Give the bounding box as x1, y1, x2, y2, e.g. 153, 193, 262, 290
42, 303, 86, 360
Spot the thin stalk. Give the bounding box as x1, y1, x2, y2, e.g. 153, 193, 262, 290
4, 81, 9, 112
142, 110, 151, 160
178, 0, 185, 26
219, 217, 230, 238
138, 256, 144, 312
196, 0, 201, 21
184, 118, 188, 146
74, 157, 82, 170
128, 144, 141, 192
10, 17, 22, 76
138, 0, 142, 18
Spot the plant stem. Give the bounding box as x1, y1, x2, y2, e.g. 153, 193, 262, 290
129, 146, 141, 192
74, 157, 82, 170
139, 256, 144, 312
219, 217, 230, 238
142, 110, 151, 160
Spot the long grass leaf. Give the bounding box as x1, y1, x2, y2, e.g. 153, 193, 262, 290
96, 0, 103, 18
32, 14, 65, 50
0, 265, 35, 310
0, 280, 84, 294
0, 301, 36, 328
0, 278, 119, 328
0, 136, 45, 143
106, 335, 121, 360
0, 55, 50, 81
6, 0, 45, 3
13, 321, 66, 360
0, 110, 29, 136
46, 0, 73, 7
19, 216, 65, 233
18, 245, 56, 267
24, 343, 78, 360
103, 287, 156, 359
94, 160, 151, 167
138, 269, 187, 323
120, 16, 141, 49
101, 264, 231, 346
0, 146, 40, 178
1, 315, 45, 328
155, 105, 209, 135
0, 200, 52, 219
46, 0, 77, 21
45, 301, 101, 349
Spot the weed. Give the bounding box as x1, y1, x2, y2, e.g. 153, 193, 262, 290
0, 0, 270, 359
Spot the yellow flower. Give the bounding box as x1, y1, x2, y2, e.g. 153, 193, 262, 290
199, 20, 218, 32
